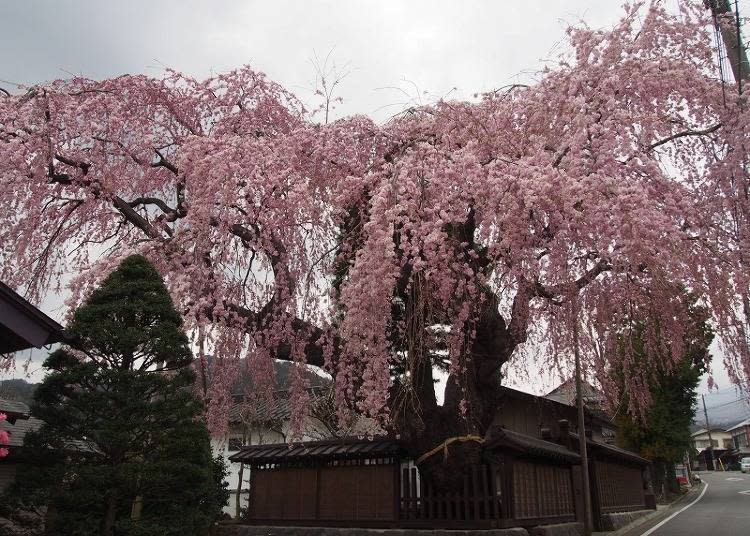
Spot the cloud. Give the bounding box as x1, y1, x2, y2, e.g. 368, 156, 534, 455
2, 0, 620, 122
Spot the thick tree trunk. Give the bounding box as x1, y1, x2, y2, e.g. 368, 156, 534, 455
666, 462, 680, 494
651, 461, 667, 501
393, 289, 516, 492
102, 491, 117, 536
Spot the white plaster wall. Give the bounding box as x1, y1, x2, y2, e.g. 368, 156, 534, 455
212, 419, 333, 517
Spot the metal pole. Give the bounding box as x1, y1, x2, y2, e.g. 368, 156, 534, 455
573, 316, 592, 535
705, 0, 750, 86
702, 394, 715, 470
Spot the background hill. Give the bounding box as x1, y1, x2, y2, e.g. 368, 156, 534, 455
691, 387, 750, 431
0, 378, 37, 405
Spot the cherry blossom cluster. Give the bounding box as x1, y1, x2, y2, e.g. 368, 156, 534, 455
1, 0, 748, 433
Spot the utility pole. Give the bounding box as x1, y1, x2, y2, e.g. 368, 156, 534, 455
705, 0, 750, 87
573, 316, 592, 536
702, 394, 716, 470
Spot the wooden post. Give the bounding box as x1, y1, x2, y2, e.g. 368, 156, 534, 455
702, 394, 716, 471
402, 466, 411, 519
573, 315, 593, 535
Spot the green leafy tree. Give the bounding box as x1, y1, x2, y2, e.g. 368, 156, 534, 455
6, 255, 227, 536
614, 295, 712, 498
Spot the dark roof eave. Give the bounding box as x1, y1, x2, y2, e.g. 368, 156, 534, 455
0, 281, 70, 353
229, 437, 404, 464
569, 432, 649, 465
484, 428, 581, 464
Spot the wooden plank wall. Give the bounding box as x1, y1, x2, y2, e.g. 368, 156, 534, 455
593, 460, 645, 514
249, 464, 395, 522
512, 460, 576, 521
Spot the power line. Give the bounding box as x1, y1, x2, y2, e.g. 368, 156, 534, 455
703, 394, 750, 410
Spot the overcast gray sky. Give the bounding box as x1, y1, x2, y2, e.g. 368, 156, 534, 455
1, 0, 630, 122
2, 0, 748, 404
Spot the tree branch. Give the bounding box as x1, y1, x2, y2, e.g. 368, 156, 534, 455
112, 197, 166, 241
152, 149, 179, 175
647, 123, 722, 151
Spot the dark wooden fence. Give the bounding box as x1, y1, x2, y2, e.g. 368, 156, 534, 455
399, 463, 501, 527
511, 460, 577, 522
590, 460, 646, 515
249, 460, 397, 524
246, 458, 578, 529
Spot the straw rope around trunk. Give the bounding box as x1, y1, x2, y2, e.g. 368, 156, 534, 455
415, 435, 485, 465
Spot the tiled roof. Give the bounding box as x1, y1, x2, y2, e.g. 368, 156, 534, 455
569, 432, 649, 465
0, 415, 96, 454
227, 386, 329, 424
0, 415, 42, 448
484, 427, 581, 464
726, 418, 750, 432
229, 437, 403, 465
0, 398, 30, 422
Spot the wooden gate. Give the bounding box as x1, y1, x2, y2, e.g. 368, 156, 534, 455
399, 463, 501, 527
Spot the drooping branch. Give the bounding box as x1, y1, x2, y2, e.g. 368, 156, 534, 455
647, 123, 722, 151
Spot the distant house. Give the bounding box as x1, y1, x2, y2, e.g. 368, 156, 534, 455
726, 418, 750, 461
728, 418, 750, 449
0, 398, 43, 493
205, 358, 344, 517
0, 281, 68, 355
213, 385, 339, 517
494, 385, 618, 445
545, 378, 608, 412
691, 427, 733, 451
690, 427, 734, 470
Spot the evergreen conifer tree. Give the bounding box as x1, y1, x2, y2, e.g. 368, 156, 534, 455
614, 295, 712, 498
5, 255, 228, 536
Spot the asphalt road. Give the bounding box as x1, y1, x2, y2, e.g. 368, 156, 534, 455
632, 471, 750, 536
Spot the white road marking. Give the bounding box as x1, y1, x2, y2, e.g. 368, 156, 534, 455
726, 477, 744, 481
640, 482, 710, 536
739, 490, 750, 495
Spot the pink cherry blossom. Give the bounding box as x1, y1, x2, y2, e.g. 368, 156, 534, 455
0, 413, 9, 458
0, 1, 748, 436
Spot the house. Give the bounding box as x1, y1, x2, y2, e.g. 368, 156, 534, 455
725, 418, 750, 466
691, 428, 734, 470
545, 378, 608, 412
206, 358, 347, 517
497, 385, 618, 445
0, 398, 44, 493
0, 281, 68, 355
229, 421, 651, 531
213, 385, 340, 517
0, 280, 67, 484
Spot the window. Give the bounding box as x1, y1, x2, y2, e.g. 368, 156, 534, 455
228, 437, 244, 452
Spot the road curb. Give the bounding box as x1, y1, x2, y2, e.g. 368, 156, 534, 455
592, 482, 705, 536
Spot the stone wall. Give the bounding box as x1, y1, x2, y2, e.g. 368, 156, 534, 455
211, 523, 585, 536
